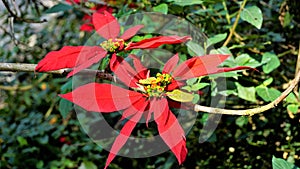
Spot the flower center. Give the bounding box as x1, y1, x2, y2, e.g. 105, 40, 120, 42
100, 38, 125, 52
138, 73, 172, 97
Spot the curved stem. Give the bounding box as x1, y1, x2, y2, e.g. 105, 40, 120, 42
222, 0, 247, 47
194, 68, 300, 116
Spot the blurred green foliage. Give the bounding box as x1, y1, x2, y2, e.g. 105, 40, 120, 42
1, 0, 300, 168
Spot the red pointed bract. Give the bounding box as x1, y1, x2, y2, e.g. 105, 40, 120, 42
104, 103, 147, 169
59, 83, 143, 112
120, 25, 144, 40
67, 48, 107, 77
93, 11, 120, 39
163, 53, 179, 74
155, 108, 187, 164
125, 35, 191, 50
35, 46, 100, 72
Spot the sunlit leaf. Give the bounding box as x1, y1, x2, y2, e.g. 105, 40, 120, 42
241, 6, 263, 29
261, 52, 280, 74
235, 82, 256, 102
153, 3, 168, 14
207, 33, 227, 47
272, 156, 299, 169
256, 86, 281, 102
166, 89, 194, 102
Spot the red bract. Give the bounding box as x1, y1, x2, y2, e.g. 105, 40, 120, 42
35, 11, 191, 77
60, 54, 251, 169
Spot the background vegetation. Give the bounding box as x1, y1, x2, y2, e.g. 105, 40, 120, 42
0, 0, 299, 168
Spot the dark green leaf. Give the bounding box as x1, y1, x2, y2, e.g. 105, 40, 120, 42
241, 6, 263, 29
45, 3, 73, 14
59, 99, 73, 119
79, 161, 97, 169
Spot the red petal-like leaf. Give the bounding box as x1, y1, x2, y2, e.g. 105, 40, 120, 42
125, 35, 191, 50
110, 54, 141, 88
155, 108, 187, 164
104, 109, 145, 169
35, 46, 87, 72
67, 47, 107, 77
93, 11, 120, 39
172, 54, 251, 80
163, 53, 179, 74
129, 54, 148, 78
121, 97, 149, 121
59, 83, 143, 112
120, 25, 144, 40
147, 98, 168, 126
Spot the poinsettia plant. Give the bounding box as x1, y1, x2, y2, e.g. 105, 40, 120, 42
35, 11, 191, 77
59, 53, 250, 168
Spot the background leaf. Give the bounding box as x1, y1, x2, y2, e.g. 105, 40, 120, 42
241, 6, 263, 29
272, 156, 299, 169
153, 3, 168, 14
235, 82, 256, 102
261, 52, 280, 74
44, 3, 73, 14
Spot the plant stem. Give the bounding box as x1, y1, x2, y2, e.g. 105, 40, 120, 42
223, 0, 248, 47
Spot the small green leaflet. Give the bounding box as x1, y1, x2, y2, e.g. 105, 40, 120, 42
153, 3, 168, 14
235, 82, 256, 102
241, 6, 263, 29
207, 33, 227, 47
261, 52, 280, 74
167, 0, 204, 6
166, 89, 194, 102
272, 156, 299, 169
256, 86, 281, 102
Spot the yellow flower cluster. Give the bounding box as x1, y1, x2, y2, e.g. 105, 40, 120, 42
100, 38, 125, 52
138, 73, 172, 97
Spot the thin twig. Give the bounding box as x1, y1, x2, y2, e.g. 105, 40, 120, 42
222, 0, 247, 47
194, 67, 300, 116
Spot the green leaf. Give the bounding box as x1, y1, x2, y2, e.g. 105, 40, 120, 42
45, 3, 73, 14
256, 87, 281, 102
240, 6, 263, 29
285, 93, 298, 103
241, 6, 263, 29
235, 54, 261, 67
235, 82, 256, 102
235, 116, 248, 127
153, 4, 168, 14
59, 99, 73, 119
283, 12, 293, 28
287, 104, 299, 114
207, 33, 227, 46
261, 52, 280, 74
272, 156, 299, 169
187, 41, 205, 56
168, 0, 204, 6
186, 77, 198, 85
166, 89, 194, 102
17, 136, 28, 146
262, 77, 273, 86
79, 161, 97, 169
191, 83, 210, 91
